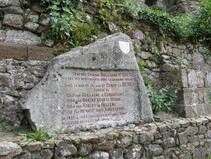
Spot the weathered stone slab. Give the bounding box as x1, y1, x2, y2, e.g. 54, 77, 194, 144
5, 30, 39, 45
21, 33, 153, 131
0, 42, 27, 60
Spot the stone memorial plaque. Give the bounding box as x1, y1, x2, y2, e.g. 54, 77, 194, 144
21, 33, 153, 131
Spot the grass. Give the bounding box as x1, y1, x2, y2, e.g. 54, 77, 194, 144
19, 128, 56, 147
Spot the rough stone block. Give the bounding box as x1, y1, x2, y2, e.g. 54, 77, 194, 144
5, 30, 39, 45
180, 69, 188, 88
2, 6, 24, 14
183, 88, 198, 106
0, 141, 22, 157
124, 144, 142, 159
28, 15, 39, 23
196, 104, 208, 115
0, 30, 6, 42
132, 29, 145, 40
188, 70, 198, 88
89, 151, 109, 159
3, 14, 23, 29
140, 51, 152, 59
23, 141, 43, 152
196, 71, 205, 88
0, 43, 27, 60
148, 144, 163, 156
163, 137, 176, 148
79, 144, 92, 157
58, 144, 77, 157
40, 149, 53, 159
21, 33, 153, 131
109, 148, 123, 159
139, 132, 154, 144
0, 73, 11, 87
28, 45, 54, 61
184, 106, 198, 118
24, 22, 39, 32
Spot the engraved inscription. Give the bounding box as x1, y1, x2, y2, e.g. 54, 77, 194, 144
60, 70, 139, 128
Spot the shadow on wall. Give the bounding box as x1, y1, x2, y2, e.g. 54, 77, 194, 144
145, 0, 158, 6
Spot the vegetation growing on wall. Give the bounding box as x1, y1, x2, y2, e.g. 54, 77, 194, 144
144, 78, 178, 113
133, 0, 211, 46
38, 0, 211, 51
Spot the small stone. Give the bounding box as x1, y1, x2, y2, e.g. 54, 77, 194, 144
0, 0, 20, 7
43, 142, 54, 149
162, 55, 170, 60
59, 144, 77, 157
89, 151, 109, 159
205, 130, 211, 138
5, 30, 39, 45
155, 156, 165, 159
94, 141, 114, 151
23, 141, 43, 152
2, 6, 24, 14
132, 29, 145, 40
108, 23, 119, 32
32, 3, 47, 13
28, 15, 39, 23
163, 137, 176, 148
31, 152, 42, 159
148, 144, 163, 156
0, 141, 22, 156
109, 148, 123, 159
153, 131, 162, 140
125, 144, 142, 159
0, 0, 9, 7
119, 135, 133, 147
0, 30, 6, 42
178, 119, 190, 127
178, 132, 188, 145
79, 144, 92, 156
41, 149, 53, 159
206, 115, 211, 122
40, 17, 50, 26
162, 63, 178, 72
185, 126, 198, 135
140, 51, 152, 59
147, 61, 157, 68
198, 125, 207, 134
44, 39, 54, 47
3, 14, 23, 29
24, 22, 39, 32
157, 125, 167, 133
139, 133, 154, 144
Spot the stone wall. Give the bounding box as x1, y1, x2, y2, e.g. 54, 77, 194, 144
155, 0, 200, 15
1, 116, 211, 159
0, 0, 52, 46
132, 29, 211, 117
0, 33, 210, 125
0, 43, 54, 126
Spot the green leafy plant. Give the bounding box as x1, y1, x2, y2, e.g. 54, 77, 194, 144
97, 1, 115, 27
9, 127, 21, 133
138, 8, 175, 36
138, 61, 147, 71
71, 21, 99, 46
124, 0, 211, 46
0, 123, 6, 131
19, 128, 56, 147
39, 0, 85, 41
149, 51, 163, 62
144, 78, 178, 113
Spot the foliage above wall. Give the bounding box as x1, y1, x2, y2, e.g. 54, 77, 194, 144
134, 0, 211, 46
37, 0, 211, 51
